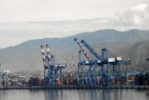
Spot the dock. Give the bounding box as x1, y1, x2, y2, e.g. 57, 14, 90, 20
0, 85, 149, 90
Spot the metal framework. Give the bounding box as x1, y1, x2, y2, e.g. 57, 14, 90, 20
40, 38, 131, 87
40, 44, 66, 86
74, 38, 131, 86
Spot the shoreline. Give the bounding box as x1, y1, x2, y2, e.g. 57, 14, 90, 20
0, 85, 149, 90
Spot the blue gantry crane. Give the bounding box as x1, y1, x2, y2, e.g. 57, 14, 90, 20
74, 38, 94, 86
40, 39, 131, 87
74, 38, 131, 86
40, 44, 66, 87
80, 39, 111, 86
74, 38, 111, 86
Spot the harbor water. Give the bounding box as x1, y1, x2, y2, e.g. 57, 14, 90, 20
0, 89, 149, 100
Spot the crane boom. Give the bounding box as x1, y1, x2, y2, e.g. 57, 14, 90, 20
81, 40, 102, 61
74, 38, 91, 61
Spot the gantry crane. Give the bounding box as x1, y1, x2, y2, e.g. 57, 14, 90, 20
80, 39, 111, 86
74, 38, 97, 86
75, 38, 131, 86
40, 44, 66, 87
74, 38, 112, 86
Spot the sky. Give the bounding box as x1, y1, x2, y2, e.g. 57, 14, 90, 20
0, 0, 149, 48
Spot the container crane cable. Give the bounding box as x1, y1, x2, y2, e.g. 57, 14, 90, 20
80, 39, 102, 61
74, 38, 92, 61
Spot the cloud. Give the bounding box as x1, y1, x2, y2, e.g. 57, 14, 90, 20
111, 3, 149, 29
0, 19, 106, 48
0, 3, 149, 48
0, 0, 146, 23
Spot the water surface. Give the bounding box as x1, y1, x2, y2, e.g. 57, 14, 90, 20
0, 89, 148, 100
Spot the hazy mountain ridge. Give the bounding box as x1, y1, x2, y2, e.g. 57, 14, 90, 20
0, 29, 149, 72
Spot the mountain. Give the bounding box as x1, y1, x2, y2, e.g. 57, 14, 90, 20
0, 29, 149, 72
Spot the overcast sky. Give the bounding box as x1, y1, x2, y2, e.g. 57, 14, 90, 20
0, 0, 149, 48
0, 0, 148, 23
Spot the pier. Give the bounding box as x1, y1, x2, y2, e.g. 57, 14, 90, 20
0, 85, 149, 90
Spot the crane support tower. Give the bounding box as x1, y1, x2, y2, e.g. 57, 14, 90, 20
74, 38, 97, 86
74, 38, 131, 87
40, 44, 66, 87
